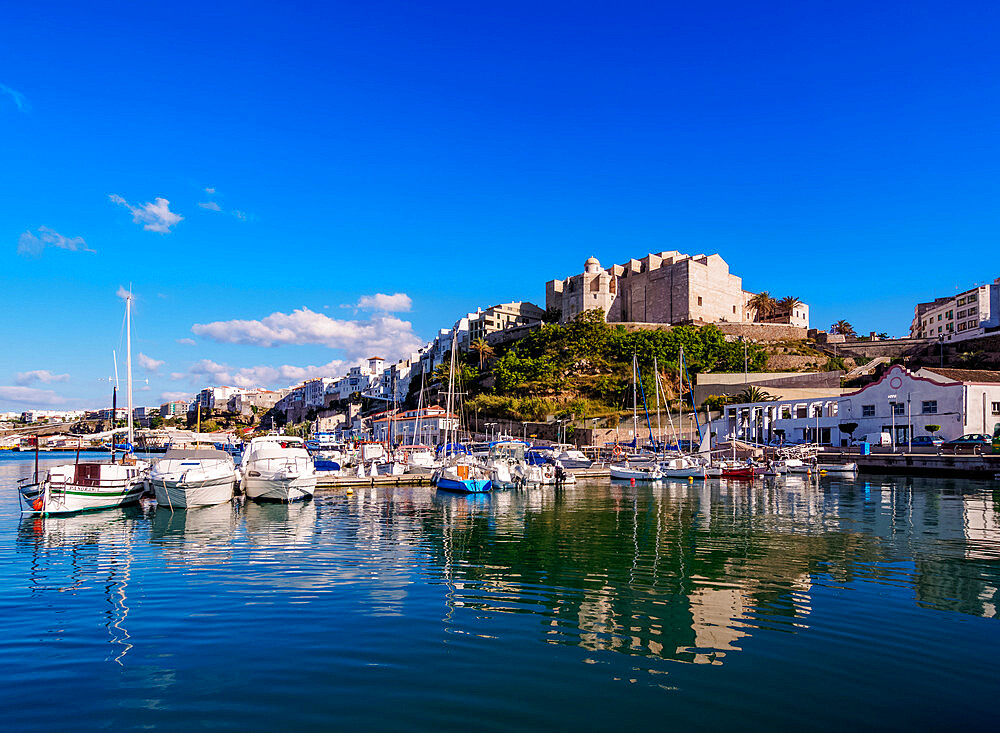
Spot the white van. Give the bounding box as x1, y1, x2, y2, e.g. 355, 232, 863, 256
860, 432, 892, 446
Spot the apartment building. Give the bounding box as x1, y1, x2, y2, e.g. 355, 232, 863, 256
910, 278, 1000, 343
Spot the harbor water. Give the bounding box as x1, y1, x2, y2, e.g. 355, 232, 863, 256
2, 452, 999, 730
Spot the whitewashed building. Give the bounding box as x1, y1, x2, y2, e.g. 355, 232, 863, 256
724, 365, 1000, 447
372, 406, 459, 445
910, 278, 1000, 343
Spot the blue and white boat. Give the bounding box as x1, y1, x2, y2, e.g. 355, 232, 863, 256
433, 461, 492, 493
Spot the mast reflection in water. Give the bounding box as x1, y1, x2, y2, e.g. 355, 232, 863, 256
2, 454, 999, 730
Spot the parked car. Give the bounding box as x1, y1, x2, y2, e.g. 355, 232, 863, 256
942, 434, 993, 454
910, 435, 944, 447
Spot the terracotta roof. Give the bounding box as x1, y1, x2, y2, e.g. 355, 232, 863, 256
922, 368, 1000, 384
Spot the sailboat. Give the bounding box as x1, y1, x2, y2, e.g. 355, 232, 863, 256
431, 334, 492, 493
609, 354, 663, 481
19, 290, 150, 515
654, 352, 706, 480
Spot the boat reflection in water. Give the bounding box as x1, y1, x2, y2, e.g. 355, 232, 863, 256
16, 505, 146, 666
243, 497, 318, 549
149, 501, 240, 565
5, 467, 1000, 728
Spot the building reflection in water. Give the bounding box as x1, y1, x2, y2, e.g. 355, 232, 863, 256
398, 476, 1000, 669
10, 473, 1000, 677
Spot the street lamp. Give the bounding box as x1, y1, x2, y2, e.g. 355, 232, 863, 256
890, 395, 898, 449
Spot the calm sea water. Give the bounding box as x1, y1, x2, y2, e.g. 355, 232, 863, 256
1, 451, 998, 731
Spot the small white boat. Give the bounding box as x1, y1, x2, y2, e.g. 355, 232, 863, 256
658, 456, 707, 479
241, 436, 316, 502
817, 462, 859, 475
610, 463, 663, 481
151, 447, 237, 509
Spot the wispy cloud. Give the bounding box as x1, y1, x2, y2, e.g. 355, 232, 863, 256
198, 201, 222, 211
171, 357, 347, 390
191, 306, 421, 362
0, 385, 62, 406
204, 187, 215, 195
355, 293, 412, 312
14, 370, 70, 386
232, 210, 248, 221
17, 226, 94, 257
116, 285, 133, 301
0, 83, 29, 112
138, 353, 165, 373
109, 194, 183, 233
160, 391, 191, 403
176, 337, 196, 346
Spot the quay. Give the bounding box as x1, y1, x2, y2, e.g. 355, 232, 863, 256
823, 451, 1000, 478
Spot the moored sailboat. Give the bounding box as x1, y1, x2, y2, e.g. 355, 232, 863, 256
19, 289, 149, 515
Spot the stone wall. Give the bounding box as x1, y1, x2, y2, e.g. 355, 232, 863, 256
715, 323, 809, 341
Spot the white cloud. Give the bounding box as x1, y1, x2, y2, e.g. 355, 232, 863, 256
110, 194, 183, 233
14, 370, 70, 385
176, 337, 196, 345
160, 391, 191, 402
191, 307, 421, 362
0, 83, 29, 112
17, 226, 94, 257
355, 293, 412, 312
204, 187, 215, 194
138, 353, 165, 372
232, 210, 248, 220
172, 357, 347, 390
198, 201, 222, 211
116, 285, 134, 301
0, 385, 62, 406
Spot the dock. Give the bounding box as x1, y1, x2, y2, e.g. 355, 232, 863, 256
823, 451, 1000, 478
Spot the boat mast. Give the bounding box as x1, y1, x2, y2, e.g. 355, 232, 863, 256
125, 288, 134, 451
112, 350, 119, 463
632, 353, 638, 452
678, 345, 684, 454
654, 356, 662, 457
444, 335, 457, 457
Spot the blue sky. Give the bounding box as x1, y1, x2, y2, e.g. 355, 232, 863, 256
2, 1, 998, 410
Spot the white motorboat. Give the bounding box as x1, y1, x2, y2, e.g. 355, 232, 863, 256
151, 447, 237, 508
241, 436, 316, 502
609, 463, 663, 481
401, 445, 438, 475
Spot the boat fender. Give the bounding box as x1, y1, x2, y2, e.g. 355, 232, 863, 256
630, 478, 635, 486
32, 497, 43, 512
346, 488, 353, 495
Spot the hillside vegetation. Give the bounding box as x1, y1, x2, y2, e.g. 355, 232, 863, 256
458, 311, 769, 423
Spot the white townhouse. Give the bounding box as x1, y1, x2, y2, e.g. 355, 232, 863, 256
724, 365, 1000, 447
372, 406, 459, 445
910, 278, 1000, 343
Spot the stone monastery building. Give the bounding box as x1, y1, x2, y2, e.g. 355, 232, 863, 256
545, 251, 809, 328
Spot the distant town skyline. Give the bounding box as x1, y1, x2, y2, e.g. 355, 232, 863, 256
3, 1, 999, 410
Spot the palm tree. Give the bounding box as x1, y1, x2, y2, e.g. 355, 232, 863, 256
734, 385, 776, 403
470, 337, 494, 369
777, 296, 803, 319
831, 320, 856, 337
747, 291, 777, 322
956, 351, 988, 369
